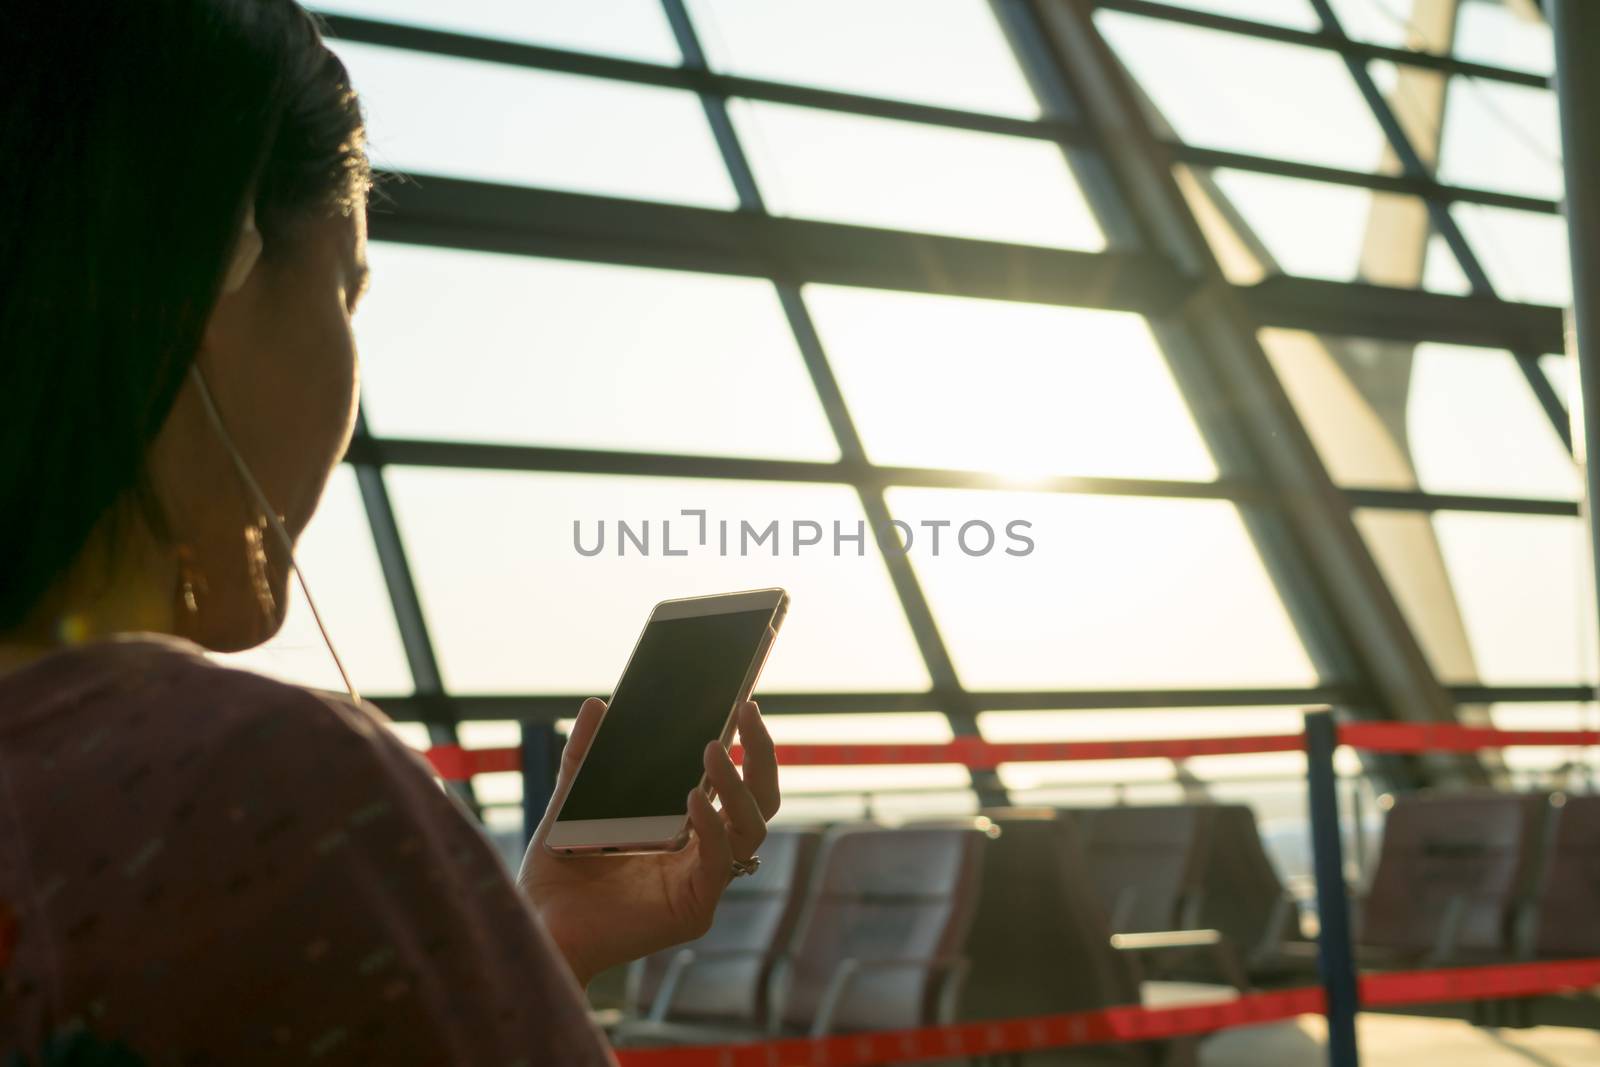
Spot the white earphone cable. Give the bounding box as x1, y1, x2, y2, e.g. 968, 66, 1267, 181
188, 364, 361, 705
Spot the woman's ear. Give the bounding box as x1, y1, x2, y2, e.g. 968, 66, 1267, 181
220, 204, 262, 295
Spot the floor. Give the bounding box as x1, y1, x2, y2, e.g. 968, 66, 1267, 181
1201, 1014, 1600, 1066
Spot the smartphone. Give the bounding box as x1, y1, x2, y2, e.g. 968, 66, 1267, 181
543, 587, 789, 856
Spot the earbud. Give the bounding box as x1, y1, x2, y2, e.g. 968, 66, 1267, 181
188, 362, 361, 704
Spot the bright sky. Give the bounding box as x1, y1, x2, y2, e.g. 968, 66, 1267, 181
221, 0, 1589, 818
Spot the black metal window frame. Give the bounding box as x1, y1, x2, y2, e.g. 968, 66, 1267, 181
310, 0, 1593, 810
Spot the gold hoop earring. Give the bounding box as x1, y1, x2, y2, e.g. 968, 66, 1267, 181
175, 544, 207, 616
243, 517, 276, 619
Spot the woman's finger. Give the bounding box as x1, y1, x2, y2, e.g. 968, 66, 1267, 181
526, 698, 606, 850
687, 787, 733, 913
704, 741, 766, 861
559, 697, 607, 779
736, 700, 781, 819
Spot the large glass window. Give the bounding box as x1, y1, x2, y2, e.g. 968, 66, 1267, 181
888, 489, 1318, 689
730, 101, 1104, 249
1193, 169, 1468, 291
1453, 0, 1555, 76
1095, 10, 1393, 172
1262, 330, 1578, 500
314, 0, 681, 63
1436, 77, 1562, 201
980, 706, 1359, 815
293, 0, 1588, 844
804, 286, 1215, 480
1451, 203, 1572, 307
1153, 0, 1319, 29
1359, 510, 1598, 686
1487, 703, 1600, 783
385, 469, 933, 694
357, 244, 839, 461
332, 41, 736, 206
685, 0, 1040, 117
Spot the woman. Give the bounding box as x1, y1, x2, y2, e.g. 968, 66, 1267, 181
0, 2, 779, 1063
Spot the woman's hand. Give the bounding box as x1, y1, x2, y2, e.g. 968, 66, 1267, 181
517, 698, 781, 988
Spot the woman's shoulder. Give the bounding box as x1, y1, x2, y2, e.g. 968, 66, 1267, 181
0, 631, 408, 777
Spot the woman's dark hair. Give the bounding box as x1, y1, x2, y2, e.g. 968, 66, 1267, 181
0, 1, 369, 628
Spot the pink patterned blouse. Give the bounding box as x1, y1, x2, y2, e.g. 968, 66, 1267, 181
0, 633, 613, 1066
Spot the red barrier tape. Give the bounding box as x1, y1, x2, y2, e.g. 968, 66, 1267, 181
610, 957, 1600, 1067
425, 744, 521, 780
1339, 722, 1600, 754
758, 734, 1306, 768
424, 724, 1600, 781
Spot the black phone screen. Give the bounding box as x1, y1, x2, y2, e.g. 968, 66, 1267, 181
556, 607, 774, 822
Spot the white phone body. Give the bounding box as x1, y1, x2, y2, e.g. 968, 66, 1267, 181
543, 587, 788, 856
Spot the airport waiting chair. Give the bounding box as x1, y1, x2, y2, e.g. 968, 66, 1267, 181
1532, 794, 1600, 959
1077, 804, 1307, 987
955, 809, 1187, 1066
615, 827, 821, 1037
771, 823, 987, 1036
1189, 805, 1309, 983
1491, 794, 1600, 1031
1358, 791, 1547, 966
615, 823, 987, 1046
1075, 806, 1212, 936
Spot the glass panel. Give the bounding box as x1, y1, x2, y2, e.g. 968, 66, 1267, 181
888, 489, 1317, 689
1200, 169, 1467, 291
1487, 703, 1600, 783
775, 788, 979, 825
729, 100, 1104, 250
767, 712, 954, 743
1541, 353, 1575, 409
385, 721, 432, 751
1450, 203, 1571, 307
332, 41, 735, 207
997, 756, 1182, 807
1151, 0, 1319, 28
357, 244, 838, 461
217, 466, 415, 696
981, 706, 1324, 808
1328, 0, 1550, 76
764, 712, 969, 824
1404, 343, 1576, 499
1095, 11, 1393, 172
312, 0, 680, 64
1437, 78, 1562, 201
778, 763, 973, 797
685, 0, 1038, 117
1357, 509, 1599, 685
1324, 0, 1418, 49
455, 719, 523, 806
1421, 232, 1472, 293
385, 469, 933, 693
803, 286, 1216, 481
1261, 330, 1579, 499
1454, 0, 1554, 76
